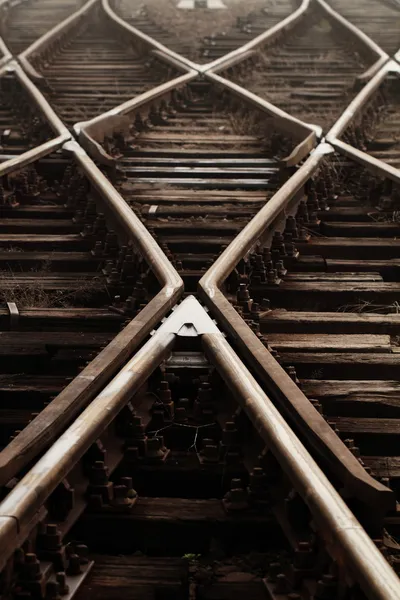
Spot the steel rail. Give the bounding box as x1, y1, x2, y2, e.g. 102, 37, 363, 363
74, 71, 198, 161
18, 0, 100, 81
204, 0, 389, 77
0, 59, 71, 176
0, 0, 24, 65
103, 0, 311, 76
0, 139, 183, 486
203, 332, 400, 600
0, 33, 11, 67
4, 60, 69, 137
316, 0, 390, 81
199, 1, 391, 140
205, 71, 320, 164
326, 60, 400, 182
102, 0, 198, 73
327, 60, 400, 141
0, 295, 398, 598
198, 142, 394, 514
76, 70, 318, 172
199, 0, 311, 74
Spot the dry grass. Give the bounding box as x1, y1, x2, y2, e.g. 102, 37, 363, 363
0, 263, 105, 308
337, 300, 400, 314
226, 109, 292, 157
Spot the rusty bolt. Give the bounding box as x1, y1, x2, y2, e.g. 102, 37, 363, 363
66, 554, 81, 576
56, 572, 69, 595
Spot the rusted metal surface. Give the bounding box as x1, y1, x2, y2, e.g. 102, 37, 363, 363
205, 72, 320, 162
316, 0, 390, 81
0, 0, 85, 55
0, 296, 399, 598
327, 60, 400, 142
18, 0, 99, 81
0, 0, 22, 65
77, 72, 318, 171
102, 0, 199, 73
203, 331, 400, 600
0, 0, 399, 597
326, 61, 400, 181
198, 145, 395, 513
75, 72, 198, 161
0, 60, 70, 173
0, 139, 183, 486
200, 0, 311, 74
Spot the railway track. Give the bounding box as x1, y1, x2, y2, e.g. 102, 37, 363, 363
196, 135, 400, 545
219, 3, 382, 132
244, 150, 400, 550
0, 156, 154, 488
0, 0, 400, 598
110, 0, 298, 63
0, 64, 57, 159
24, 6, 181, 127
79, 79, 314, 293
0, 294, 398, 600
326, 0, 400, 57
331, 65, 400, 172
0, 137, 183, 491
0, 153, 127, 460
0, 0, 85, 55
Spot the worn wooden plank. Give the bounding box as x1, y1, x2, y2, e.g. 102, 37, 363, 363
362, 457, 400, 478
330, 417, 400, 435
279, 353, 400, 379
321, 221, 400, 237
300, 380, 400, 416
74, 556, 188, 600
263, 282, 400, 294
296, 238, 400, 259
280, 353, 400, 366
301, 380, 400, 402
261, 310, 400, 334
0, 331, 112, 351
284, 273, 383, 282
267, 334, 392, 352
0, 234, 90, 250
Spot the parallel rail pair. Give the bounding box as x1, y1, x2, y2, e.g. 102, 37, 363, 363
0, 0, 399, 598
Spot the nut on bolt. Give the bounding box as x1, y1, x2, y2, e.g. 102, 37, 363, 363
222, 478, 249, 512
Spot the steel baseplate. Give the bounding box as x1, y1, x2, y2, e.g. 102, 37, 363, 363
46, 561, 94, 599
160, 296, 220, 336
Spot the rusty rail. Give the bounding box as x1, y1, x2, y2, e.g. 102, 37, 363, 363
76, 69, 318, 171
205, 0, 388, 79
316, 0, 389, 80
326, 60, 400, 183
0, 295, 399, 598
0, 0, 23, 64
103, 0, 311, 75
198, 142, 394, 514
18, 0, 100, 81
102, 0, 198, 73
199, 0, 311, 74
0, 60, 71, 175
0, 139, 183, 486
75, 72, 198, 162
204, 71, 320, 164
